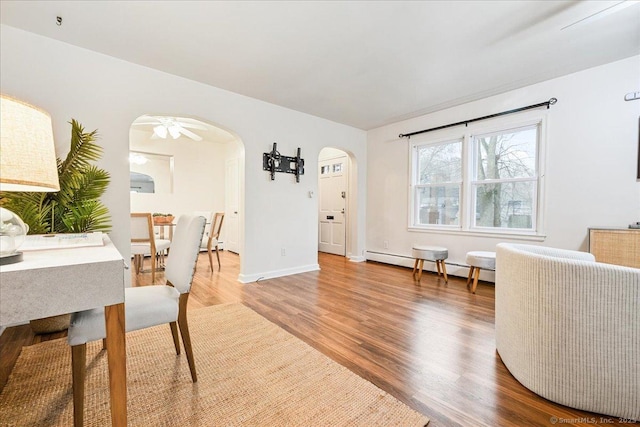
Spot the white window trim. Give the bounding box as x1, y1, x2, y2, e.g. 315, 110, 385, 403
408, 110, 548, 238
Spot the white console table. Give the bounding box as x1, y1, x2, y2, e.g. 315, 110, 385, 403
0, 235, 127, 426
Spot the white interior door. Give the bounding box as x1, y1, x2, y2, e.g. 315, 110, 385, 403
225, 158, 240, 254
318, 155, 347, 256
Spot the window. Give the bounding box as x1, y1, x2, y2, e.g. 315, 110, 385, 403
322, 162, 343, 175
413, 139, 462, 226
410, 120, 544, 235
472, 125, 538, 230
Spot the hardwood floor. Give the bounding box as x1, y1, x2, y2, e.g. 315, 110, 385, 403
0, 251, 626, 426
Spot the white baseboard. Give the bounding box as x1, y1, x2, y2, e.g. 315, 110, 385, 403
366, 251, 416, 269
238, 263, 320, 284
365, 251, 495, 283
347, 255, 366, 262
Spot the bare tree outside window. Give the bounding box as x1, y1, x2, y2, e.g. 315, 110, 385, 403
416, 140, 462, 226
473, 126, 538, 229
410, 121, 541, 233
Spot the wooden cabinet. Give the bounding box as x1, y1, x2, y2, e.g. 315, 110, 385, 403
589, 227, 640, 268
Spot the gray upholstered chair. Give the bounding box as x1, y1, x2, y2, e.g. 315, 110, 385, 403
465, 250, 496, 293
67, 214, 205, 427
411, 245, 448, 282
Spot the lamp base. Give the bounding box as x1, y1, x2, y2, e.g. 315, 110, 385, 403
0, 251, 23, 265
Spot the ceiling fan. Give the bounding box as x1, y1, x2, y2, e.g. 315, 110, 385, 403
133, 115, 207, 141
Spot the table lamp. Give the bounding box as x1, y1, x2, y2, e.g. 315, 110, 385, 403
0, 94, 60, 265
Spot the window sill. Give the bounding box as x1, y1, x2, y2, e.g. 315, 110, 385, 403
407, 226, 547, 241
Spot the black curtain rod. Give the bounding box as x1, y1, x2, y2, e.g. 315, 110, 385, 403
398, 97, 557, 139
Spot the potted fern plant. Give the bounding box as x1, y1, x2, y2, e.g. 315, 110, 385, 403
0, 119, 112, 333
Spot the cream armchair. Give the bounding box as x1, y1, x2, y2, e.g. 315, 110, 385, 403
495, 243, 640, 420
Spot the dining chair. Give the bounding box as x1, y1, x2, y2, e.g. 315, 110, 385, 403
67, 214, 206, 427
205, 212, 225, 271
130, 212, 171, 284
193, 210, 212, 250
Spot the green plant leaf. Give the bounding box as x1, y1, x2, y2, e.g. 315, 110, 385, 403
60, 201, 111, 233
0, 119, 111, 234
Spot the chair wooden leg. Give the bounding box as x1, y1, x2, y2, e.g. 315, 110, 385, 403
71, 344, 86, 427
440, 260, 448, 283
467, 266, 474, 287
417, 259, 424, 281
102, 338, 107, 350
412, 258, 419, 279
151, 252, 156, 284
178, 293, 197, 382
133, 255, 139, 275
215, 246, 221, 271
472, 267, 481, 294
436, 259, 442, 276
104, 303, 127, 426
170, 321, 181, 355
207, 242, 214, 273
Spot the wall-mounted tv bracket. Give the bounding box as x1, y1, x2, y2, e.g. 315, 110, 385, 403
262, 143, 305, 182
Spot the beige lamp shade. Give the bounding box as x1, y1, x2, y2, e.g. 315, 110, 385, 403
0, 94, 60, 192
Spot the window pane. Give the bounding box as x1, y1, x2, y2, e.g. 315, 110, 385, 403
474, 126, 537, 180
417, 141, 462, 184
416, 186, 460, 225
474, 181, 535, 229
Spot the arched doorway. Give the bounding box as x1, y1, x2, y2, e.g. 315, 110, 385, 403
129, 114, 244, 257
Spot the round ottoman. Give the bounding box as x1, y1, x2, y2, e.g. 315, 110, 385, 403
465, 251, 496, 293
412, 245, 448, 282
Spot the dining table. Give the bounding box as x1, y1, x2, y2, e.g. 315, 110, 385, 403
154, 221, 176, 241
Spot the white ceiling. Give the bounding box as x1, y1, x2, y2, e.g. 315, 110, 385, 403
1, 1, 639, 130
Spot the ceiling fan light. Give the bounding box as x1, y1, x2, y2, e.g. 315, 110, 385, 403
153, 125, 167, 138
129, 153, 148, 165
168, 125, 181, 139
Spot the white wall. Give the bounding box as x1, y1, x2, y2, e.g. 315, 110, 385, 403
0, 25, 367, 282
367, 55, 640, 282
129, 128, 228, 219
319, 147, 347, 161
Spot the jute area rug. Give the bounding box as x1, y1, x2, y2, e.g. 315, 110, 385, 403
0, 303, 429, 426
